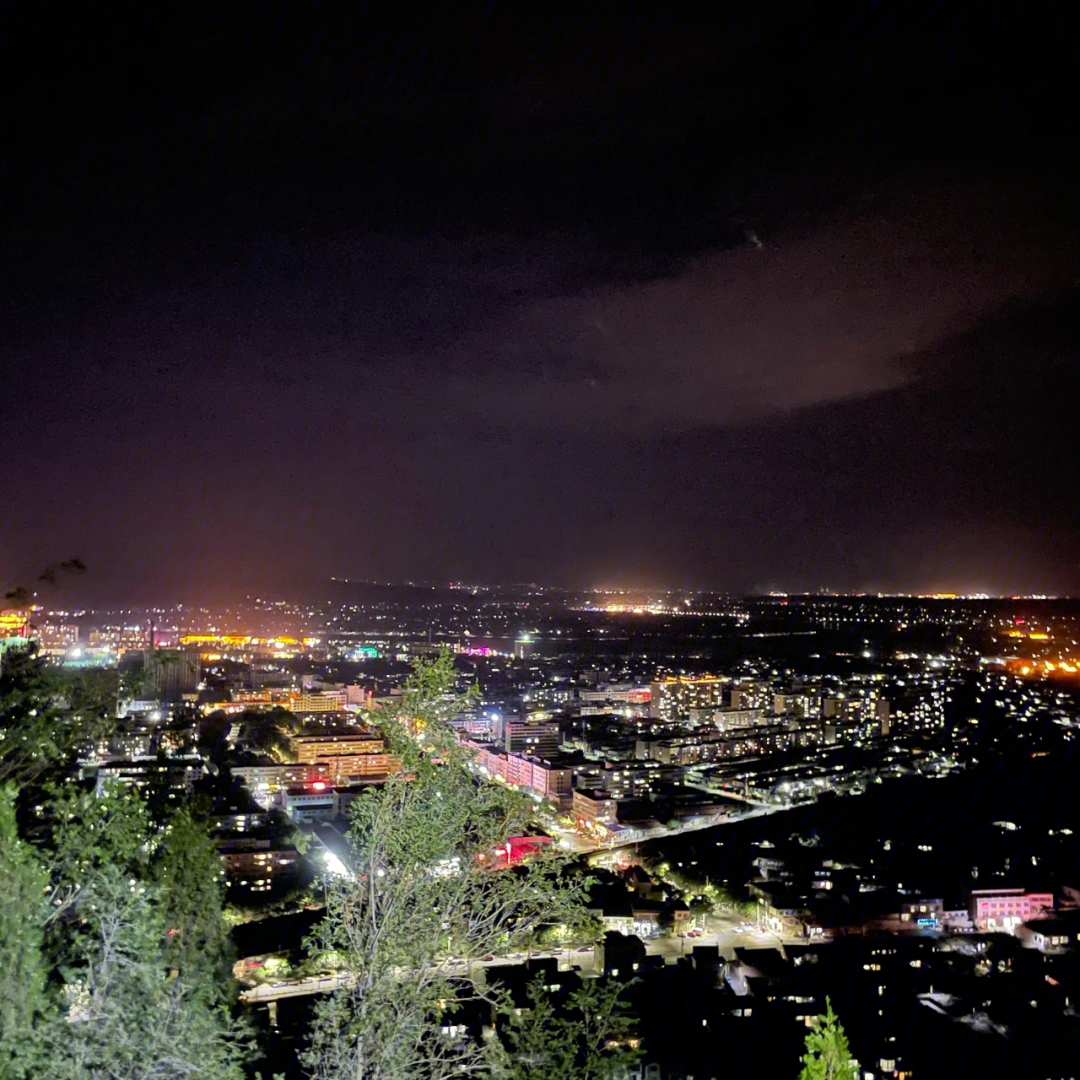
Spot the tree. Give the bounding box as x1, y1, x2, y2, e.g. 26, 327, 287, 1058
0, 624, 246, 1079
47, 865, 245, 1080
0, 785, 52, 1080
152, 807, 236, 989
492, 974, 641, 1080
240, 707, 301, 761
799, 998, 858, 1079
0, 643, 118, 787
41, 784, 247, 1080
304, 651, 594, 1080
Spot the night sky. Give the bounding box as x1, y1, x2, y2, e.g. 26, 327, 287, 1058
2, 3, 1079, 603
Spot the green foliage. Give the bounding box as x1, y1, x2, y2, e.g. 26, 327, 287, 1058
152, 808, 236, 989
284, 820, 311, 855
242, 708, 301, 762
0, 785, 52, 1080
799, 998, 858, 1079
0, 651, 246, 1079
45, 779, 157, 892
304, 650, 597, 1080
0, 782, 247, 1080
46, 861, 246, 1080
492, 975, 641, 1080
0, 644, 117, 786
531, 911, 603, 949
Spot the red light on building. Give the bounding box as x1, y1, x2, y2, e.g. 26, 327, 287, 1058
311, 781, 327, 791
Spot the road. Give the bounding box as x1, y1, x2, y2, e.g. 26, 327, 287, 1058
241, 972, 353, 1003
238, 915, 799, 1002
542, 801, 787, 856
642, 911, 801, 965
239, 947, 597, 1002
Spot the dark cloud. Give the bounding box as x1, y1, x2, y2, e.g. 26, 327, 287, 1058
2, 3, 1079, 600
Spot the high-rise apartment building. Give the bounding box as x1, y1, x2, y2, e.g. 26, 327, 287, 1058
649, 677, 728, 722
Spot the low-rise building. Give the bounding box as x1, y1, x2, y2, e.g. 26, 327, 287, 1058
899, 898, 944, 928
1017, 918, 1071, 952
281, 786, 336, 823
291, 727, 387, 762
217, 837, 301, 892
969, 888, 1054, 931
573, 788, 618, 826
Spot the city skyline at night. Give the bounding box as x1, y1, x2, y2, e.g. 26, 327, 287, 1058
5, 9, 1080, 1076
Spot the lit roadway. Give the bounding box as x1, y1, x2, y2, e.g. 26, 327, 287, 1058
641, 911, 802, 966
542, 802, 785, 856
238, 914, 799, 1003
239, 948, 593, 1003
247, 803, 797, 1003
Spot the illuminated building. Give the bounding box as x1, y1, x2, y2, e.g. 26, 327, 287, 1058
288, 728, 400, 783
969, 889, 1054, 931
649, 676, 728, 722
0, 610, 32, 657
89, 625, 152, 652
287, 690, 347, 712
291, 728, 386, 762
344, 684, 369, 706
577, 683, 652, 714
572, 788, 619, 826
231, 690, 275, 706
320, 752, 398, 784
729, 680, 773, 710
689, 707, 764, 730
38, 622, 79, 652
465, 741, 574, 809
899, 898, 944, 927
1017, 918, 1073, 952
93, 754, 204, 796
232, 761, 331, 791
217, 838, 300, 892
635, 722, 818, 765
281, 787, 336, 823
494, 715, 562, 756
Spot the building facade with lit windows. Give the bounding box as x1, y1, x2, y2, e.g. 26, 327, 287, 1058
38, 622, 79, 652
494, 715, 562, 756
281, 787, 336, 823
233, 761, 331, 791
218, 838, 300, 892
970, 888, 1054, 930
0, 610, 33, 658
649, 677, 728, 722
465, 740, 575, 809
287, 690, 347, 712
291, 728, 385, 762
321, 752, 398, 784
572, 788, 618, 826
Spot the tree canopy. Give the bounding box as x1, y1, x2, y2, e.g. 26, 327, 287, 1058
304, 651, 620, 1080
799, 997, 858, 1080
0, 646, 245, 1080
